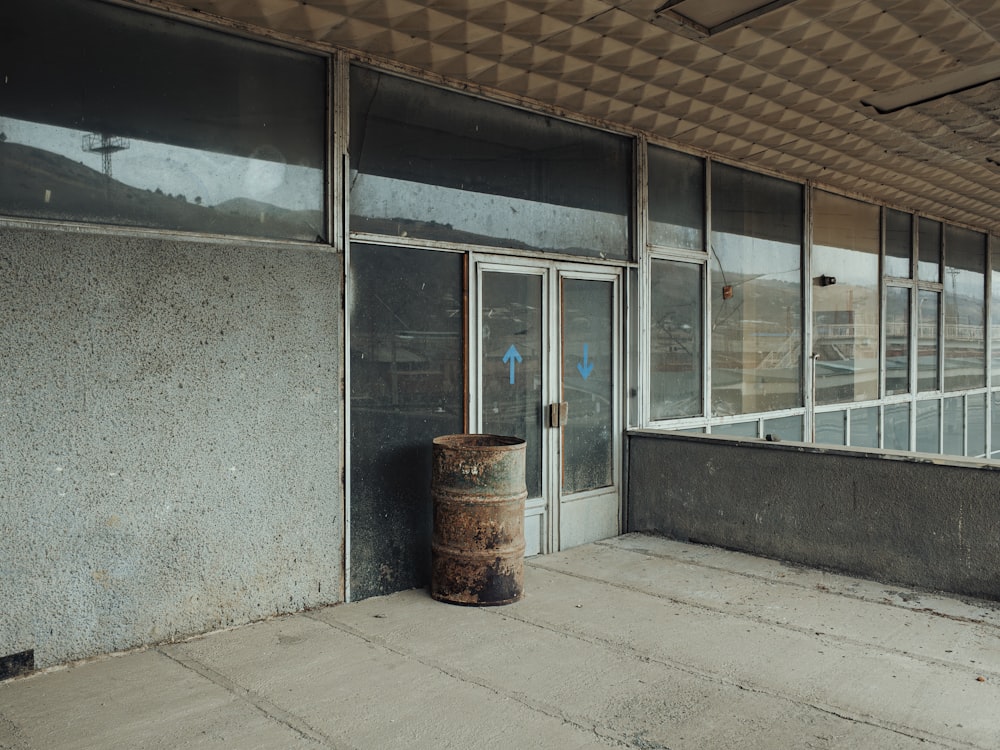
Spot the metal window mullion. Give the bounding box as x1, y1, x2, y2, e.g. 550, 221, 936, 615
803, 184, 814, 443
636, 136, 650, 428
704, 158, 713, 422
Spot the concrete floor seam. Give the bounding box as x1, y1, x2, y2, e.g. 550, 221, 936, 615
593, 541, 1000, 632
527, 559, 1000, 682
155, 646, 351, 750
488, 591, 973, 750
303, 612, 635, 749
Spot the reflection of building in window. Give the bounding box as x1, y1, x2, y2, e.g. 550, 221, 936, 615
82, 133, 130, 179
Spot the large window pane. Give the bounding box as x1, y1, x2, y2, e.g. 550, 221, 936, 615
944, 225, 986, 390
885, 209, 912, 278
812, 192, 880, 404
1, 0, 325, 241
349, 245, 464, 598
918, 291, 940, 391
710, 163, 802, 416
648, 146, 704, 251
884, 403, 910, 451
916, 400, 941, 453
650, 260, 702, 418
349, 67, 630, 259
885, 287, 911, 395
919, 218, 942, 283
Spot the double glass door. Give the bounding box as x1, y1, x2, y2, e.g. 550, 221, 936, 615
471, 256, 621, 555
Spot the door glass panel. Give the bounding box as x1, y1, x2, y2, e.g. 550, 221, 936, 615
562, 279, 614, 494
481, 272, 544, 497
349, 244, 464, 599
885, 287, 910, 395
650, 259, 702, 418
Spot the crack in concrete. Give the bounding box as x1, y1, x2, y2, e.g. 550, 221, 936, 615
517, 563, 985, 750
155, 646, 353, 750
305, 613, 633, 748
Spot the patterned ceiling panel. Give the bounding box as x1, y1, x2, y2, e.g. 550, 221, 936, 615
164, 0, 1000, 232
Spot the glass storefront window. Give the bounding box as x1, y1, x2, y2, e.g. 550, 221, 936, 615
919, 218, 942, 283
710, 163, 802, 416
885, 286, 910, 395
849, 407, 879, 448
763, 415, 803, 441
1, 0, 326, 241
992, 238, 1000, 381
943, 225, 986, 391
916, 400, 941, 453
885, 209, 912, 278
648, 145, 704, 251
349, 244, 464, 598
813, 191, 880, 405
967, 393, 987, 458
349, 67, 631, 259
884, 403, 910, 451
650, 260, 702, 419
815, 411, 846, 446
943, 396, 965, 456
917, 290, 940, 392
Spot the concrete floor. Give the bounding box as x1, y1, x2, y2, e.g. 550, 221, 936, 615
3, 534, 1000, 749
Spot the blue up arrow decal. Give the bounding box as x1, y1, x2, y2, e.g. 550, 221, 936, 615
576, 344, 594, 380
503, 344, 523, 384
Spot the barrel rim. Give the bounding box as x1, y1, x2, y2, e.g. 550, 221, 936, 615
433, 433, 526, 450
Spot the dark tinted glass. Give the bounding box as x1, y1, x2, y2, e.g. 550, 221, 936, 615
349, 67, 631, 259
349, 244, 464, 598
648, 145, 704, 250
1, 0, 326, 241
943, 225, 986, 390
884, 209, 912, 278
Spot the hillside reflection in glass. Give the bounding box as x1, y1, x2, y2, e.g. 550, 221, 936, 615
0, 0, 325, 241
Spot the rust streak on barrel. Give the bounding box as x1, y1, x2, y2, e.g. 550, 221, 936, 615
431, 434, 526, 606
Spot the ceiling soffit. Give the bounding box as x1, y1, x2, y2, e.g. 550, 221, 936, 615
161, 0, 1000, 234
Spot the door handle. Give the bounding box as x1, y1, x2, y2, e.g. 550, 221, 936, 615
549, 401, 569, 428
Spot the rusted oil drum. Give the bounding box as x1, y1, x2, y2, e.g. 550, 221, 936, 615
431, 434, 527, 606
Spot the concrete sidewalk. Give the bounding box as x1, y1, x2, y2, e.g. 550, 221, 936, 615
3, 534, 1000, 749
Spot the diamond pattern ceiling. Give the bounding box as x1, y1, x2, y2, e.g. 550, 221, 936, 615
166, 0, 1000, 234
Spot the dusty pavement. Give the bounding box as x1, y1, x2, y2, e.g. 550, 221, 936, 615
2, 533, 1000, 749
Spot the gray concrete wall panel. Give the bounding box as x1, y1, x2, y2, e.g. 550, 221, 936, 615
0, 226, 343, 669
628, 432, 1000, 601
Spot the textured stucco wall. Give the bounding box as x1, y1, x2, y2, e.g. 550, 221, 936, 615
0, 225, 342, 669
628, 431, 1000, 601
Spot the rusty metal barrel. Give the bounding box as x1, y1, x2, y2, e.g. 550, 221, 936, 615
431, 434, 527, 606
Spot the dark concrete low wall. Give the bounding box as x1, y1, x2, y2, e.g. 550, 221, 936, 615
628, 431, 1000, 601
